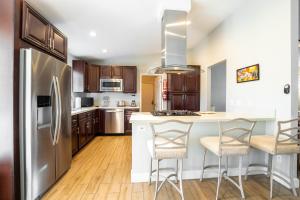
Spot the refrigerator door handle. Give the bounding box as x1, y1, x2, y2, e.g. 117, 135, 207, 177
51, 76, 60, 146
55, 76, 62, 144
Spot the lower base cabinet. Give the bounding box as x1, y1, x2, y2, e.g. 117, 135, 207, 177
72, 110, 98, 156
124, 109, 139, 134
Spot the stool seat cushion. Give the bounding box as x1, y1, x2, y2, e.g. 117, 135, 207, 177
147, 139, 187, 159
200, 136, 249, 156
250, 135, 300, 155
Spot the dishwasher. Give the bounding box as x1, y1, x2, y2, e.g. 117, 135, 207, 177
104, 109, 124, 134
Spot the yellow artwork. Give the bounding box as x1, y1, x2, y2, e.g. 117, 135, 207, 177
237, 64, 259, 83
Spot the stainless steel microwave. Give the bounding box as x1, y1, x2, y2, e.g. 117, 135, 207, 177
100, 79, 123, 92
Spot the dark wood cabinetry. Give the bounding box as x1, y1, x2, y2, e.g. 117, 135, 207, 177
71, 115, 79, 155
100, 66, 112, 79
72, 61, 100, 93
87, 65, 100, 92
111, 66, 122, 78
122, 66, 137, 93
124, 108, 139, 134
167, 65, 200, 111
72, 110, 99, 156
22, 2, 67, 61
73, 63, 137, 94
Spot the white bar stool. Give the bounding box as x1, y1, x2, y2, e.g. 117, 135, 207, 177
148, 120, 193, 200
245, 118, 300, 199
199, 118, 256, 200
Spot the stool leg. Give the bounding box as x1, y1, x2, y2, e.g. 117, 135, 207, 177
216, 156, 222, 200
269, 155, 274, 199
200, 148, 207, 181
267, 153, 272, 177
149, 157, 152, 185
244, 156, 249, 181
238, 156, 245, 199
225, 156, 228, 176
290, 154, 298, 197
179, 159, 184, 200
154, 159, 160, 200
175, 159, 178, 184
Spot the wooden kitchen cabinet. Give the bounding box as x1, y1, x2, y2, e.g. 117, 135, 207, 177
185, 93, 200, 111
167, 65, 200, 111
122, 66, 137, 93
100, 66, 112, 79
22, 1, 68, 61
71, 115, 79, 156
124, 108, 139, 134
87, 65, 100, 92
78, 116, 87, 149
49, 26, 68, 60
167, 74, 185, 93
72, 61, 100, 93
22, 1, 49, 51
111, 66, 122, 78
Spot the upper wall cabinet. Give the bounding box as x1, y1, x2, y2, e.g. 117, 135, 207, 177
122, 66, 137, 93
72, 60, 100, 93
100, 66, 123, 79
22, 2, 68, 61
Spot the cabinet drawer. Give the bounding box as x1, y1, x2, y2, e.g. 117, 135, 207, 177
78, 113, 87, 120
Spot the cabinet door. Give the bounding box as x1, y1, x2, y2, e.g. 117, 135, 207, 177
50, 26, 67, 60
72, 60, 89, 92
168, 93, 185, 110
86, 118, 93, 142
22, 2, 50, 50
99, 109, 105, 133
94, 110, 100, 135
122, 66, 137, 93
100, 66, 112, 79
111, 66, 122, 78
71, 116, 79, 155
185, 66, 200, 93
167, 74, 185, 93
78, 118, 87, 149
185, 93, 200, 111
87, 65, 100, 92
124, 109, 139, 133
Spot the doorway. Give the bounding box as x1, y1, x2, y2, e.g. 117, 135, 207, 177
208, 60, 227, 111
140, 75, 162, 112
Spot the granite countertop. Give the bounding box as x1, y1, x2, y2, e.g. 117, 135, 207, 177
130, 112, 274, 123
71, 106, 140, 115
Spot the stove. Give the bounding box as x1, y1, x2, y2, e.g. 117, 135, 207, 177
151, 110, 200, 116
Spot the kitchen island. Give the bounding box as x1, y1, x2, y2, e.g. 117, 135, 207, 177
130, 112, 275, 182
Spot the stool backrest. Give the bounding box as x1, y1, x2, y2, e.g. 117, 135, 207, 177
275, 118, 300, 153
150, 120, 193, 158
219, 118, 256, 153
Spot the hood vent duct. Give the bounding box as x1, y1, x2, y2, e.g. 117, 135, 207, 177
155, 10, 194, 74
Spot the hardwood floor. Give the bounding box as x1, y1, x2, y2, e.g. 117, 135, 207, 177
42, 136, 300, 200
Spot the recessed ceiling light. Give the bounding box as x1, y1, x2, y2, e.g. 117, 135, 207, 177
102, 49, 108, 53
89, 31, 97, 37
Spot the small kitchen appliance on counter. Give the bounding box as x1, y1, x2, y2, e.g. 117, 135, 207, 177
151, 110, 200, 116
117, 100, 126, 107
131, 100, 137, 107
81, 97, 94, 107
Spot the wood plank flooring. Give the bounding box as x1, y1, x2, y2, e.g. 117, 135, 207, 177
42, 136, 300, 200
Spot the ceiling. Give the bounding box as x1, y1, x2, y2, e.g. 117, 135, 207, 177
26, 0, 244, 60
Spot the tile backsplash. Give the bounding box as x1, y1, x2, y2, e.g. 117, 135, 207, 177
72, 92, 139, 108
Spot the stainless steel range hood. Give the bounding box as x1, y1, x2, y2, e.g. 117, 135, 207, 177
155, 10, 194, 74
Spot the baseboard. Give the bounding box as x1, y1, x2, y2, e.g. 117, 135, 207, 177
131, 167, 299, 189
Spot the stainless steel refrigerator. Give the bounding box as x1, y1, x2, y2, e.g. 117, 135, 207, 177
19, 48, 71, 200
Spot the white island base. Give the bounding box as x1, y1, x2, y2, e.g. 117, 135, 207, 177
130, 112, 275, 183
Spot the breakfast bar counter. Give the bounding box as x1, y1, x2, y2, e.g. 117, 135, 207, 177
130, 112, 275, 183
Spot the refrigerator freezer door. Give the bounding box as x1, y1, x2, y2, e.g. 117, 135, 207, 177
20, 49, 57, 200
55, 62, 72, 179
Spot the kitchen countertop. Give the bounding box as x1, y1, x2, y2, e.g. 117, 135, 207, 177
71, 106, 140, 116
130, 112, 274, 123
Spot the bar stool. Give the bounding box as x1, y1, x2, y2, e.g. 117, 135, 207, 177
245, 118, 300, 199
199, 118, 256, 200
148, 120, 193, 200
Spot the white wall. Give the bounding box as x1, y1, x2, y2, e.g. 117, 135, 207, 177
189, 0, 299, 179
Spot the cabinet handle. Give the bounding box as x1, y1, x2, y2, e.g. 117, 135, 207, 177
77, 127, 80, 135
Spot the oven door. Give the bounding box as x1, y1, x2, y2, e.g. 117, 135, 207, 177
100, 79, 123, 92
